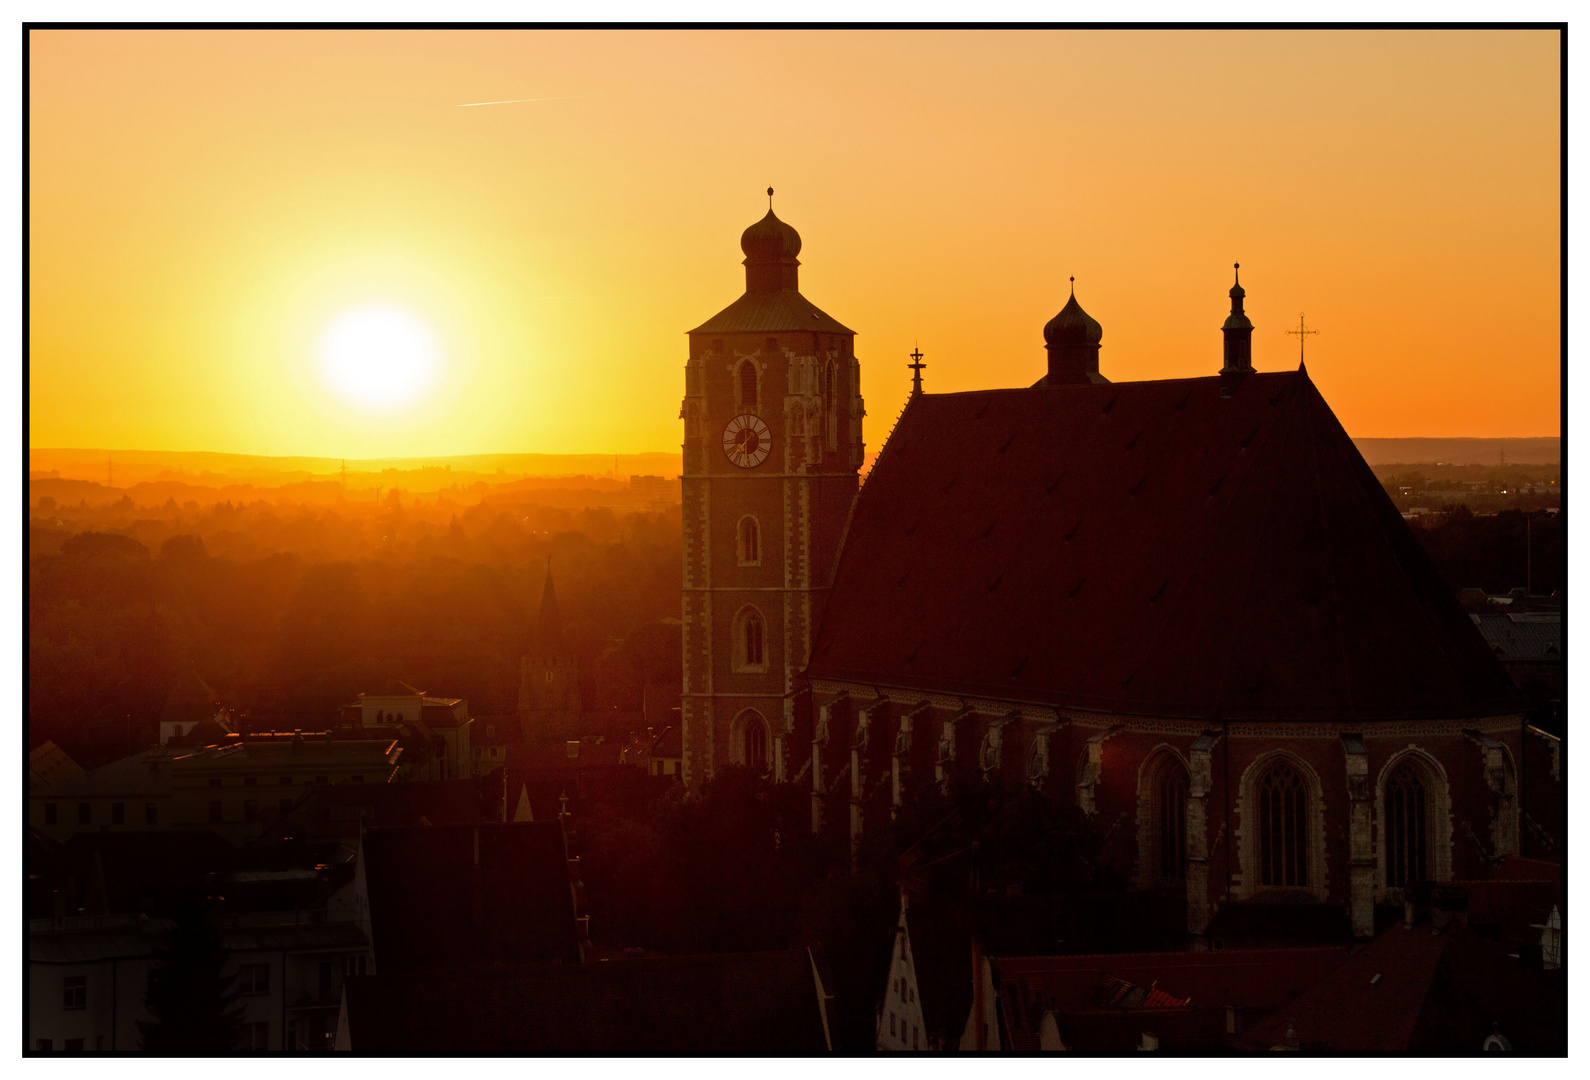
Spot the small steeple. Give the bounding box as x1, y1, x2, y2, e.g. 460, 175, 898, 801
740, 191, 802, 294
1221, 262, 1255, 375
537, 558, 567, 657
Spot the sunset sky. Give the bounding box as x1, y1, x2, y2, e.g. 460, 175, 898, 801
28, 29, 1561, 459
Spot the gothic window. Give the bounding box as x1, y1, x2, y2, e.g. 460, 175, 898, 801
737, 515, 761, 566
738, 360, 758, 412
1257, 761, 1309, 888
733, 606, 767, 672
1157, 760, 1189, 882
734, 710, 769, 771
825, 362, 839, 449
1384, 760, 1428, 888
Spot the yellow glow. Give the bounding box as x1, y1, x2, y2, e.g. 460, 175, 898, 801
26, 29, 1561, 458
316, 303, 442, 414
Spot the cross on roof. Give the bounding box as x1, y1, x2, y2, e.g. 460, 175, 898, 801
1287, 312, 1319, 364
908, 347, 926, 396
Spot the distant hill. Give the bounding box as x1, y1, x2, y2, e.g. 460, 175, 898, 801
29, 448, 685, 489
1350, 437, 1559, 466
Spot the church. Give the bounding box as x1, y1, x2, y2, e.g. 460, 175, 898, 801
679, 198, 1556, 941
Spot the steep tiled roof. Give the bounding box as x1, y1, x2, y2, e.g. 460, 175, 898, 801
340, 950, 831, 1053
360, 822, 579, 973
689, 288, 854, 335
807, 370, 1521, 721
1470, 612, 1561, 662
1234, 919, 1564, 1052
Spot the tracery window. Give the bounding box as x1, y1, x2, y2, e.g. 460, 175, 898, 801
734, 710, 769, 771
738, 516, 761, 565
1257, 761, 1309, 887
1384, 761, 1428, 888
744, 610, 764, 666
1157, 762, 1189, 881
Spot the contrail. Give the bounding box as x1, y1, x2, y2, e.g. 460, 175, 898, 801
456, 95, 589, 107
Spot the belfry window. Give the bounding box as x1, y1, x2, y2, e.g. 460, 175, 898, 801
738, 360, 758, 411
1384, 761, 1428, 888
738, 516, 761, 566
1257, 761, 1309, 887
1157, 762, 1189, 881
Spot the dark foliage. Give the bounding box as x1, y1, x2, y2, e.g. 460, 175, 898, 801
1408, 508, 1561, 596
137, 893, 245, 1053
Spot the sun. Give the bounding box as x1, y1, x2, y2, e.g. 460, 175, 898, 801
315, 303, 442, 414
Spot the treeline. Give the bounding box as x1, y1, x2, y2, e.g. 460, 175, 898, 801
1407, 508, 1562, 597
28, 496, 683, 768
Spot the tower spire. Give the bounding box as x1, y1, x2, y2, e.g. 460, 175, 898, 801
538, 557, 567, 657
908, 347, 926, 397
1220, 262, 1255, 375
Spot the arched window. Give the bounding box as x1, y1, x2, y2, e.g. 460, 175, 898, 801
1384, 761, 1428, 888
1258, 762, 1309, 887
733, 606, 767, 672
745, 610, 764, 665
735, 710, 769, 771
738, 516, 761, 566
738, 360, 758, 411
1157, 761, 1189, 881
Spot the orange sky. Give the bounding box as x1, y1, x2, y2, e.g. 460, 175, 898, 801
28, 29, 1561, 458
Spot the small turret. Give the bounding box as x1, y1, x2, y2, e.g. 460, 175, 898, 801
1043, 278, 1106, 385
1221, 263, 1255, 375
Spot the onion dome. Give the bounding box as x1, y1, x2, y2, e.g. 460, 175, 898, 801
741, 210, 802, 265
1043, 285, 1103, 348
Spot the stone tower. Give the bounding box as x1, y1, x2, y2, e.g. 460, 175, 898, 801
679, 193, 865, 790
518, 560, 582, 742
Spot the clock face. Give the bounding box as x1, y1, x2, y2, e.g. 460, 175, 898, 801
722, 414, 771, 468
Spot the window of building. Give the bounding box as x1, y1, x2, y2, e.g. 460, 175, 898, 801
208, 801, 223, 823
244, 776, 257, 787
1157, 761, 1189, 881
63, 975, 87, 1010
738, 359, 758, 410
243, 799, 258, 822
1384, 760, 1428, 888
78, 803, 90, 825
238, 962, 270, 995
738, 516, 761, 566
36, 1039, 52, 1052
733, 710, 769, 772
45, 803, 57, 825
1257, 761, 1309, 888
112, 802, 125, 825
209, 778, 222, 788
64, 1039, 84, 1052
145, 803, 158, 825
345, 955, 369, 977
733, 606, 766, 671
239, 1022, 270, 1051
486, 725, 495, 739
545, 670, 554, 683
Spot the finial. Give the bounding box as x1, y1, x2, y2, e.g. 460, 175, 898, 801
1234, 262, 1241, 285
908, 346, 926, 396
767, 186, 774, 208
1069, 276, 1075, 297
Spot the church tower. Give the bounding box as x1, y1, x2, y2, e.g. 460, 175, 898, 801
518, 560, 582, 742
679, 192, 865, 790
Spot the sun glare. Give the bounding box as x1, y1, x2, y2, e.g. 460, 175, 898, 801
316, 303, 442, 414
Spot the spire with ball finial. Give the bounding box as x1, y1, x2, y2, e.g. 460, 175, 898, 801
1042, 276, 1105, 385
1221, 262, 1255, 375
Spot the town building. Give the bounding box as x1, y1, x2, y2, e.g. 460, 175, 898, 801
340, 680, 474, 780
29, 732, 402, 845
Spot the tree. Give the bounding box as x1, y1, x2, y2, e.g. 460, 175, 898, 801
137, 893, 245, 1052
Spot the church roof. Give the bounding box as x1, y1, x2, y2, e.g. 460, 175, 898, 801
688, 287, 855, 336
806, 369, 1521, 722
